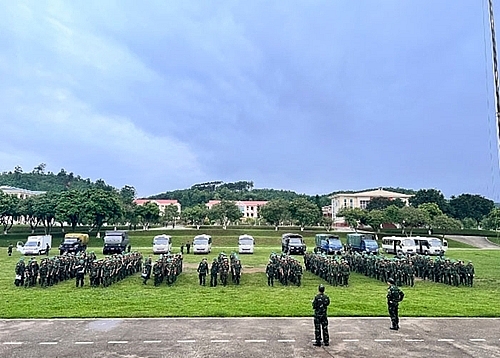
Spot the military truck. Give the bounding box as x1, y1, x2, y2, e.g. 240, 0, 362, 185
59, 233, 89, 255
281, 233, 307, 255
346, 233, 379, 253
314, 233, 343, 254
102, 230, 130, 255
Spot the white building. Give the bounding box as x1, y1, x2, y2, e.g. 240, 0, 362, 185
206, 200, 268, 218
331, 188, 413, 219
0, 185, 46, 199
134, 199, 181, 214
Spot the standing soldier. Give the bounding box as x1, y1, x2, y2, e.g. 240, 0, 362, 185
142, 257, 152, 285
8, 243, 13, 256
186, 242, 191, 254
45, 243, 50, 256
197, 258, 208, 286
75, 259, 85, 287
387, 278, 404, 330
14, 258, 25, 286
210, 258, 219, 287
233, 259, 242, 285
266, 259, 275, 286
312, 284, 330, 347
180, 243, 184, 254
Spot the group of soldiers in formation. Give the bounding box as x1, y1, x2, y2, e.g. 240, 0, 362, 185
265, 253, 303, 286
143, 253, 184, 286
14, 251, 144, 288
197, 252, 242, 287
342, 251, 474, 287
304, 253, 350, 286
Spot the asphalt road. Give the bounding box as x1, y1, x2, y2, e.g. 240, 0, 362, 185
0, 318, 499, 358
445, 235, 500, 249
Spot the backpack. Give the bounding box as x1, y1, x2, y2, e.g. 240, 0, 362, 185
398, 289, 405, 302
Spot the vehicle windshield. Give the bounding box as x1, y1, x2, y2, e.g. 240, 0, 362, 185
194, 238, 208, 245
429, 239, 442, 247
402, 239, 415, 246
154, 239, 169, 244
63, 238, 78, 244
239, 238, 253, 245
364, 240, 378, 248
289, 238, 303, 244
25, 241, 38, 247
328, 239, 342, 245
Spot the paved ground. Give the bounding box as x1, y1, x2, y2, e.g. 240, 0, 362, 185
0, 318, 499, 358
445, 235, 500, 249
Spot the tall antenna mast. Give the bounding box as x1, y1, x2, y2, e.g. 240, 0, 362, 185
488, 0, 500, 167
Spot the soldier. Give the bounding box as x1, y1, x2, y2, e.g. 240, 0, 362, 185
186, 242, 191, 254
266, 259, 275, 286
14, 258, 25, 286
153, 259, 163, 287
197, 258, 208, 286
45, 243, 50, 256
8, 243, 13, 256
39, 259, 49, 287
210, 258, 219, 287
387, 278, 404, 330
180, 243, 184, 254
142, 257, 152, 285
233, 259, 242, 285
312, 284, 330, 347
75, 259, 85, 287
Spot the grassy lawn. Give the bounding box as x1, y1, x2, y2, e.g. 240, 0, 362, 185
1, 228, 498, 318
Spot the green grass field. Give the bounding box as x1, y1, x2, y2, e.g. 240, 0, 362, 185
1, 228, 498, 318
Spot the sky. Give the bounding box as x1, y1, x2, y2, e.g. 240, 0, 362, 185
1, 0, 500, 200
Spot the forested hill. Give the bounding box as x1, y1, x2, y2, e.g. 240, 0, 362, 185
0, 165, 114, 192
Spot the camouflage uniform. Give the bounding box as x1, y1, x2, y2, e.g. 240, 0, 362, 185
312, 285, 330, 346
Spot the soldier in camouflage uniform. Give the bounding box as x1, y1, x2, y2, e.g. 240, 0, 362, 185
312, 284, 330, 347
387, 278, 404, 330
266, 259, 275, 286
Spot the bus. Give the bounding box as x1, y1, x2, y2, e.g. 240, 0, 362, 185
381, 236, 417, 255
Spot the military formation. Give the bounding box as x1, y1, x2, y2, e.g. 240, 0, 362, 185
151, 253, 183, 286
412, 255, 475, 287
304, 253, 350, 286
266, 252, 303, 286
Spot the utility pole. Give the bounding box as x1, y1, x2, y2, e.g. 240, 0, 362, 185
488, 0, 500, 166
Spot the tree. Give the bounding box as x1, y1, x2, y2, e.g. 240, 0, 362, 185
32, 193, 58, 235
366, 197, 404, 211
82, 189, 123, 235
163, 204, 179, 228
320, 216, 334, 232
18, 196, 40, 233
0, 192, 20, 234
410, 189, 448, 212
399, 206, 430, 236
366, 209, 386, 233
462, 217, 477, 230
123, 202, 139, 230
56, 190, 84, 231
136, 201, 160, 230
337, 207, 366, 231
119, 185, 136, 205
480, 208, 500, 231
384, 205, 402, 227
433, 214, 461, 237
449, 194, 494, 224
259, 199, 290, 230
181, 204, 208, 229
289, 198, 321, 231
209, 200, 242, 229
418, 202, 443, 234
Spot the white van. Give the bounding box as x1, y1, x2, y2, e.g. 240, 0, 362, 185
152, 234, 172, 254
238, 234, 255, 254
413, 236, 448, 255
17, 235, 52, 255
192, 234, 212, 254
382, 236, 417, 255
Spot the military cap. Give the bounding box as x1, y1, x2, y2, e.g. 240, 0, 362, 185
318, 284, 325, 293
387, 278, 395, 284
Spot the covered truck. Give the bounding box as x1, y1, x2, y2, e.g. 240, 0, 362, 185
102, 230, 130, 255
346, 233, 379, 253
59, 233, 89, 255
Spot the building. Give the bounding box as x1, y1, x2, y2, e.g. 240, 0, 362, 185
322, 205, 332, 218
0, 185, 46, 199
134, 199, 181, 214
331, 188, 413, 218
205, 200, 268, 218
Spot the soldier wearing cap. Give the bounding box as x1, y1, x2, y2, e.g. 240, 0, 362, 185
312, 284, 330, 347
197, 258, 208, 286
387, 277, 404, 330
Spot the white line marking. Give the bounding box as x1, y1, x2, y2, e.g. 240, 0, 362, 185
211, 340, 230, 343
177, 340, 196, 343
405, 339, 424, 342
3, 342, 23, 345
374, 339, 392, 342
39, 342, 58, 345
343, 339, 359, 342
75, 342, 94, 345
245, 339, 267, 343
278, 339, 296, 342
108, 341, 128, 344
438, 339, 454, 342
470, 339, 486, 342
144, 340, 162, 343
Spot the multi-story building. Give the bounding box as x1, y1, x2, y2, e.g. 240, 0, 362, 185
205, 200, 268, 218
331, 188, 413, 219
134, 199, 181, 214
0, 185, 46, 199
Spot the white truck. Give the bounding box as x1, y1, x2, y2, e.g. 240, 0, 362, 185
17, 235, 52, 255
153, 234, 172, 254
238, 234, 255, 254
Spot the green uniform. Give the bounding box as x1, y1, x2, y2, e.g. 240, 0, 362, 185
312, 290, 330, 346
